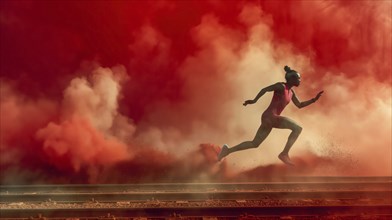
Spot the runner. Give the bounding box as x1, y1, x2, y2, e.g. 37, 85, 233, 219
217, 66, 323, 165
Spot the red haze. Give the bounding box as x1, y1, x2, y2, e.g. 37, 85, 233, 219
0, 1, 390, 183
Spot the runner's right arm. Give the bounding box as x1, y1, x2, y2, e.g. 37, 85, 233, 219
243, 83, 283, 106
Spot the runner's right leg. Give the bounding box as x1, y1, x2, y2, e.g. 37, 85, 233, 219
273, 116, 302, 166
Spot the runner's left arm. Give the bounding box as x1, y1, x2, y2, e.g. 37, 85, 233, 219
292, 90, 324, 108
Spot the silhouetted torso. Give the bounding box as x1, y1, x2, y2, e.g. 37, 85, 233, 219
263, 83, 292, 117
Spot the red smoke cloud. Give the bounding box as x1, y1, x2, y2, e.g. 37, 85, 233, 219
0, 1, 390, 183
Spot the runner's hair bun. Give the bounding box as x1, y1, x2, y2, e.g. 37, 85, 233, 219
284, 65, 292, 73
284, 65, 300, 80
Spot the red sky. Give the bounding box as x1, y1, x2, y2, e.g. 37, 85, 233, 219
1, 0, 391, 183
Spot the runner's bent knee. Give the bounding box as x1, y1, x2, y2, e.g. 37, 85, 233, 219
251, 138, 262, 147
293, 125, 302, 133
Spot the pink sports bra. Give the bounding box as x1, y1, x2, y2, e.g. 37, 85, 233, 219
264, 83, 292, 116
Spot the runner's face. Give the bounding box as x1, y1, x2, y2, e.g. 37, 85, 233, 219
294, 76, 301, 86
288, 75, 301, 87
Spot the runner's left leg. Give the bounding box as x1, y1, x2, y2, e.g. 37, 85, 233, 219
218, 123, 272, 161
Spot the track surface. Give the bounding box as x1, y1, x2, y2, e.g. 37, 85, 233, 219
1, 176, 391, 219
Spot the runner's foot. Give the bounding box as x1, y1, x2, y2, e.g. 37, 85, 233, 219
217, 144, 229, 161
278, 153, 295, 166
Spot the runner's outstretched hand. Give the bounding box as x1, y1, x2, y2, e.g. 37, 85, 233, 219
314, 91, 324, 101
243, 99, 256, 106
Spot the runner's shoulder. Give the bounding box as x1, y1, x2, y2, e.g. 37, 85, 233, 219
273, 82, 285, 91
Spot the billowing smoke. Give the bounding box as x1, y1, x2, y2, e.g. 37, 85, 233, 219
0, 1, 390, 183
35, 66, 134, 178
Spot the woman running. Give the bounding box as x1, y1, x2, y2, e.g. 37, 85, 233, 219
217, 66, 323, 166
